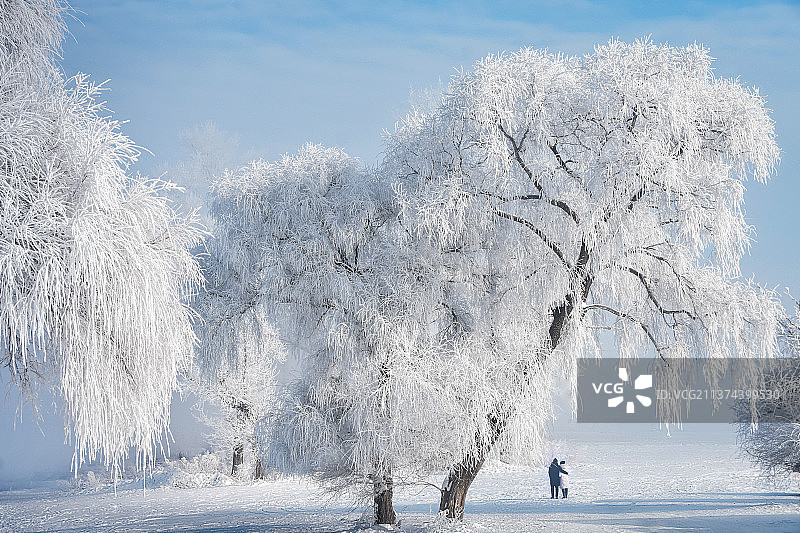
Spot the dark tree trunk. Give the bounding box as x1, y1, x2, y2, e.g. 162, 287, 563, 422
438, 241, 594, 520
254, 457, 266, 479
373, 474, 397, 525
231, 442, 244, 476
439, 412, 506, 519
439, 451, 486, 520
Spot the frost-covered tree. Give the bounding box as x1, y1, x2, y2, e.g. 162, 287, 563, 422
192, 318, 283, 478
193, 218, 285, 478
211, 144, 402, 524
384, 40, 782, 518
0, 1, 203, 473
736, 301, 800, 479
171, 121, 270, 478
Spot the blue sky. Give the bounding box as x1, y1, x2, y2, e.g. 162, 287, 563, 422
1, 1, 798, 484
58, 0, 800, 291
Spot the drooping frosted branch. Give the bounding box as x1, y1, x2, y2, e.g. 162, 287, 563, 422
1, 1, 204, 473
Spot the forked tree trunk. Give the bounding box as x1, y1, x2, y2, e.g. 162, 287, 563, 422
373, 474, 397, 525
231, 442, 244, 475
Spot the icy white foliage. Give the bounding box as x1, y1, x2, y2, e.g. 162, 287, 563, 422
193, 252, 285, 478
165, 452, 234, 489
209, 144, 405, 496
383, 39, 782, 465
191, 124, 286, 477
736, 363, 800, 480
0, 1, 203, 473
0, 0, 66, 88
370, 230, 562, 471
736, 302, 800, 479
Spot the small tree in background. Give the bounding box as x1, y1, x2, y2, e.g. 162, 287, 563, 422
176, 120, 283, 479
193, 231, 285, 478
384, 39, 782, 518
160, 121, 244, 227
191, 316, 284, 478
0, 1, 203, 474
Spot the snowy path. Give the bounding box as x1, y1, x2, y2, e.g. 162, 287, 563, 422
2, 428, 799, 532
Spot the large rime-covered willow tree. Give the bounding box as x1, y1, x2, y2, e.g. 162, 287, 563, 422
0, 1, 202, 472
211, 145, 400, 525
385, 40, 782, 518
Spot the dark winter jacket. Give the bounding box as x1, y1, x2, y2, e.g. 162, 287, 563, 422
548, 459, 567, 484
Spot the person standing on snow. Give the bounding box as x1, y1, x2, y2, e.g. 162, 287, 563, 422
548, 458, 568, 499
559, 460, 569, 499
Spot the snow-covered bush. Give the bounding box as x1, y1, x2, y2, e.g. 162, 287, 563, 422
736, 302, 800, 480
164, 451, 234, 489
0, 1, 203, 474
70, 451, 235, 491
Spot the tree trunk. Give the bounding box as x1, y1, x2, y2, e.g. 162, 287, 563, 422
254, 457, 266, 479
438, 289, 579, 520
231, 442, 244, 476
439, 412, 505, 519
438, 242, 593, 520
373, 474, 397, 525
439, 450, 487, 520
438, 247, 591, 519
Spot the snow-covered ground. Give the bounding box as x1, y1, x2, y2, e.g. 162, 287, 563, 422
1, 424, 798, 532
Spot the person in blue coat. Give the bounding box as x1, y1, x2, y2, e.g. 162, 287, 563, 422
548, 458, 568, 499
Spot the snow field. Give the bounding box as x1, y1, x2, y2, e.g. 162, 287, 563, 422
1, 429, 798, 532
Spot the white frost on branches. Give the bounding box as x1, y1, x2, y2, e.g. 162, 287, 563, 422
193, 207, 285, 477
0, 1, 203, 473
383, 39, 782, 467
736, 301, 800, 480
209, 144, 404, 497
190, 315, 283, 477
190, 39, 783, 519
